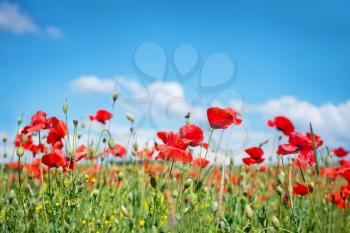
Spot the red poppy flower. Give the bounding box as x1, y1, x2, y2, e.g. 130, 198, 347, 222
179, 124, 204, 147
156, 131, 188, 150
340, 159, 350, 167
192, 158, 210, 168
30, 143, 45, 157
277, 131, 323, 166
156, 145, 193, 163
42, 149, 67, 169
259, 165, 269, 172
267, 116, 295, 136
277, 143, 299, 155
288, 132, 313, 150
325, 191, 348, 209
202, 143, 209, 150
21, 111, 49, 134
135, 148, 154, 159
26, 158, 42, 179
47, 117, 67, 145
107, 144, 127, 157
242, 146, 265, 166
156, 131, 192, 163
332, 147, 349, 158
207, 107, 242, 129
242, 157, 264, 166
14, 134, 33, 150
297, 150, 315, 166
292, 182, 313, 196
245, 147, 264, 160
89, 109, 113, 124
5, 162, 24, 170
338, 167, 350, 183
75, 145, 89, 161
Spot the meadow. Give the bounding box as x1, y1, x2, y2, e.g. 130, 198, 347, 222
0, 92, 349, 233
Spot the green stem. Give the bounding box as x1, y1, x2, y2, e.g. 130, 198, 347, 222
297, 160, 323, 233
17, 156, 28, 232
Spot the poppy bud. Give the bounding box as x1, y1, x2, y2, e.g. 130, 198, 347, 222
81, 121, 86, 129
112, 90, 119, 102
63, 99, 68, 114
245, 205, 254, 220
2, 135, 7, 143
310, 182, 315, 188
150, 175, 157, 189
108, 137, 115, 149
73, 119, 79, 126
185, 112, 191, 125
118, 172, 124, 180
172, 190, 179, 197
211, 201, 218, 212
68, 149, 74, 157
127, 192, 133, 201
276, 185, 284, 196
16, 146, 24, 157
230, 158, 235, 166
271, 216, 280, 229
126, 113, 135, 123
182, 207, 190, 214
17, 116, 23, 125
277, 172, 285, 185
8, 189, 16, 202
21, 135, 28, 144
189, 193, 198, 206
91, 189, 99, 198
121, 205, 128, 217
184, 178, 193, 189
133, 142, 138, 151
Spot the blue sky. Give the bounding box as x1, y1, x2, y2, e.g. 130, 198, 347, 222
1, 0, 350, 152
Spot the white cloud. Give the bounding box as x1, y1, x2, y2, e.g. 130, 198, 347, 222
45, 26, 64, 39
0, 2, 63, 39
0, 2, 38, 34
248, 96, 350, 147
70, 75, 206, 129
70, 75, 116, 93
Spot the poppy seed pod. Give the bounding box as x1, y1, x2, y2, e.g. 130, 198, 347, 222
245, 205, 254, 220
277, 172, 285, 185
16, 146, 24, 157
108, 137, 115, 149
17, 116, 23, 125
184, 178, 193, 189
63, 99, 68, 114
272, 216, 280, 228
276, 185, 284, 196
126, 113, 135, 123
2, 135, 7, 143
112, 90, 119, 102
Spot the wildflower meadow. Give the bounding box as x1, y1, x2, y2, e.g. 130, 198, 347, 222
1, 1, 350, 233
0, 91, 349, 233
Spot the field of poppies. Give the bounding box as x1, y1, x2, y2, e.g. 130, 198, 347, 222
0, 92, 350, 233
